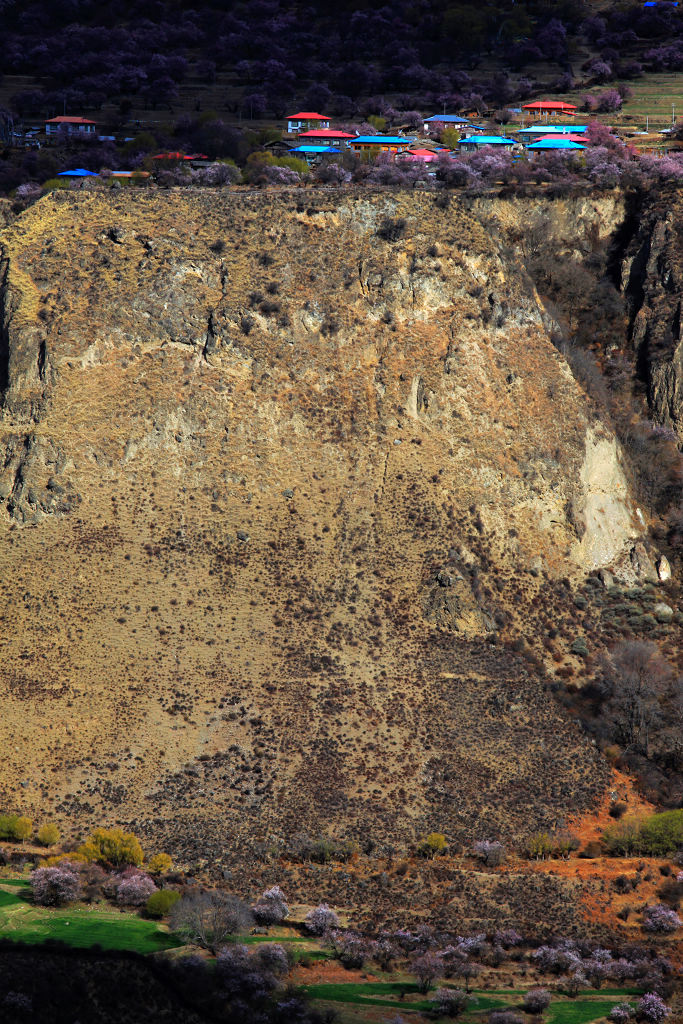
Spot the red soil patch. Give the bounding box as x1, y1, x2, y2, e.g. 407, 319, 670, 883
563, 768, 655, 847
291, 960, 382, 986
519, 769, 682, 964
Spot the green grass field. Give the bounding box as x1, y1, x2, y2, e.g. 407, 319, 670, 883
0, 880, 180, 954
304, 980, 637, 1023
304, 981, 508, 1013
548, 1000, 635, 1024
0, 879, 333, 960
304, 980, 470, 1013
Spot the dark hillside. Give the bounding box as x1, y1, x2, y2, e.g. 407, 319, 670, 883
2, 0, 683, 128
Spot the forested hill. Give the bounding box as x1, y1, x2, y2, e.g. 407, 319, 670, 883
3, 0, 683, 121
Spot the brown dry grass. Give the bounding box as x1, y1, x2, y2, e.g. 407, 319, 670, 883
0, 188, 654, 933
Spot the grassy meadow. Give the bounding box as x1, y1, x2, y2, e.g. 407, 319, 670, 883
0, 879, 179, 954
301, 979, 638, 1024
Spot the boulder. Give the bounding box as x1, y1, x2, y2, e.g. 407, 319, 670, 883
598, 568, 614, 590
657, 556, 672, 582
630, 542, 659, 584
654, 602, 674, 624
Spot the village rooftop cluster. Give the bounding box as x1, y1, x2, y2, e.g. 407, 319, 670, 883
282, 101, 589, 166
27, 100, 603, 179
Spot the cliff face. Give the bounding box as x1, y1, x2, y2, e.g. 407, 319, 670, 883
0, 189, 642, 868
621, 187, 683, 441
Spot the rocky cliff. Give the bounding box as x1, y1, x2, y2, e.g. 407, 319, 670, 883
0, 189, 650, 876
621, 186, 683, 442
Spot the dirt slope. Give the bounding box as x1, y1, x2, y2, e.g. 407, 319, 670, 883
0, 188, 644, 870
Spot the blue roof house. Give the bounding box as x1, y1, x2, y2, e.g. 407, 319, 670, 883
458, 135, 516, 152
348, 135, 414, 155
526, 138, 586, 153
287, 145, 342, 165
517, 125, 587, 137
424, 114, 470, 124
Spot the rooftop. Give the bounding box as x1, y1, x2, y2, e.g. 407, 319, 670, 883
288, 145, 342, 153
350, 135, 413, 145
522, 101, 578, 111
526, 138, 586, 150
536, 134, 588, 144
459, 135, 515, 145
286, 112, 330, 120
424, 114, 470, 123
297, 130, 355, 139
517, 125, 587, 134
46, 116, 96, 124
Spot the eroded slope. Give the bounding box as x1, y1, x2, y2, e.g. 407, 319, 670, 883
0, 189, 637, 866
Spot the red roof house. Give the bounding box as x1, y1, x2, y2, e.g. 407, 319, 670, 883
45, 115, 97, 136
297, 129, 355, 139
399, 148, 442, 163
286, 112, 331, 132
522, 101, 578, 116
296, 129, 355, 147
536, 133, 587, 144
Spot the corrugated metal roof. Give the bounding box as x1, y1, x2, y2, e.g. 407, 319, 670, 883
46, 116, 96, 124
288, 146, 342, 153
522, 101, 578, 110
351, 136, 412, 144
536, 134, 588, 144
526, 139, 585, 150
459, 136, 515, 145
297, 130, 355, 139
424, 115, 469, 123
517, 125, 587, 134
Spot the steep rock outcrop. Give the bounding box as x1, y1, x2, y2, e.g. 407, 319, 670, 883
622, 188, 683, 441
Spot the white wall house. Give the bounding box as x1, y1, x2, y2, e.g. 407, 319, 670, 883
45, 116, 97, 136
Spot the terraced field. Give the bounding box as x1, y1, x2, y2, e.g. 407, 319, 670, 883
553, 72, 683, 133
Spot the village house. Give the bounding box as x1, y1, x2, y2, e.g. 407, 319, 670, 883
516, 124, 587, 140
286, 111, 331, 133
522, 100, 578, 117
423, 114, 482, 135
287, 145, 342, 165
295, 129, 355, 148
45, 115, 97, 137
534, 133, 588, 145
525, 138, 585, 154
347, 135, 413, 156
398, 147, 444, 163
458, 135, 516, 152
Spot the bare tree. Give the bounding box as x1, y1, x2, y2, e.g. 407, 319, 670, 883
602, 642, 673, 754
169, 891, 254, 952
